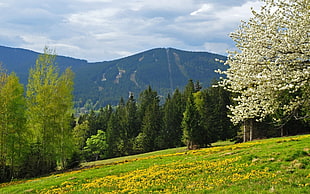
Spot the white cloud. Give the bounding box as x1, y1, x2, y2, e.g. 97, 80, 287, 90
190, 4, 214, 16
0, 0, 264, 61
215, 1, 263, 23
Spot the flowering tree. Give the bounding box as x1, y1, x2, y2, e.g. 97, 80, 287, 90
218, 0, 309, 141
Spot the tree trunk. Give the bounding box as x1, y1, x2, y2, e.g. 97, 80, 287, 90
243, 121, 246, 143
249, 119, 253, 141
280, 126, 283, 137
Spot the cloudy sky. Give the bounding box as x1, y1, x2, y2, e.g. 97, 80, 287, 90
0, 0, 263, 62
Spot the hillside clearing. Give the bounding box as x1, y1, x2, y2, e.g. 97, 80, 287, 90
1, 134, 310, 193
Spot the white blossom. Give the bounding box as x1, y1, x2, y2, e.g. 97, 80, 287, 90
218, 0, 310, 125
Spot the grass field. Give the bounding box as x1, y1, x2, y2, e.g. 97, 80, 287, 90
1, 134, 309, 193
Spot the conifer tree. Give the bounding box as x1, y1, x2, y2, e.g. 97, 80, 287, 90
138, 86, 162, 152
124, 94, 139, 154
182, 93, 201, 149
106, 112, 122, 157
162, 89, 185, 148
87, 110, 99, 137
116, 97, 128, 155
183, 79, 195, 101
140, 99, 162, 151
206, 83, 237, 141
96, 105, 113, 132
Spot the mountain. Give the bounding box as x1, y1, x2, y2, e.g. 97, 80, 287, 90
0, 46, 227, 107
0, 45, 89, 84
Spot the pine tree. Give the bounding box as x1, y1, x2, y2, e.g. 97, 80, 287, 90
116, 97, 128, 155
162, 89, 184, 148
207, 83, 237, 141
182, 94, 201, 149
183, 79, 195, 101
137, 86, 162, 152
87, 110, 99, 137
96, 105, 113, 132
193, 90, 212, 147
124, 94, 139, 154
140, 100, 162, 152
106, 112, 122, 158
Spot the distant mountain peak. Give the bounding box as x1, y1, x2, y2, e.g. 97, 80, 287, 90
0, 45, 226, 107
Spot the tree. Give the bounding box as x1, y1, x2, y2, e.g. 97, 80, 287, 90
83, 130, 107, 161
193, 90, 214, 147
218, 0, 310, 141
26, 47, 75, 171
54, 68, 75, 168
97, 105, 113, 133
137, 86, 162, 152
162, 90, 184, 148
87, 110, 99, 137
125, 94, 140, 154
206, 82, 237, 141
0, 67, 27, 182
73, 120, 90, 153
183, 79, 195, 101
182, 93, 201, 149
106, 112, 122, 158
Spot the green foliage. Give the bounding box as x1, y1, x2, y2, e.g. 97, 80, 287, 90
138, 86, 162, 152
205, 82, 238, 140
0, 66, 27, 182
182, 93, 202, 149
161, 90, 184, 148
76, 80, 244, 160
106, 112, 122, 158
83, 130, 107, 161
124, 94, 140, 154
26, 47, 75, 172
73, 120, 90, 151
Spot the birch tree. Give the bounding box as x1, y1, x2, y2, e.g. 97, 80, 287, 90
218, 0, 310, 141
26, 47, 74, 171
0, 67, 27, 181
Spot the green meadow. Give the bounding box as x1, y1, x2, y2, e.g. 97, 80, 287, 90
1, 134, 309, 193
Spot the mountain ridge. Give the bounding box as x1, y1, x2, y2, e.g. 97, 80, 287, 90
0, 45, 227, 107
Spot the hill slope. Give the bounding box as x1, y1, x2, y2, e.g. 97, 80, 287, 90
1, 135, 310, 193
0, 46, 226, 107
76, 48, 227, 106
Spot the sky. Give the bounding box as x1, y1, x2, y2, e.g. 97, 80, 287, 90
0, 0, 263, 62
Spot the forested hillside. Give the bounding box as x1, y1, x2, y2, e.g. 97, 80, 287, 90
0, 46, 226, 108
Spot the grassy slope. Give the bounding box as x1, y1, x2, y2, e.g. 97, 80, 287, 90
1, 135, 310, 193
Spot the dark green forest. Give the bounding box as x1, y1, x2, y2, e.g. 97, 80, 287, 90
0, 46, 227, 109
0, 49, 309, 184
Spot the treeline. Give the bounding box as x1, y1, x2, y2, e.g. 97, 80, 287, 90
74, 80, 309, 163
74, 80, 237, 162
